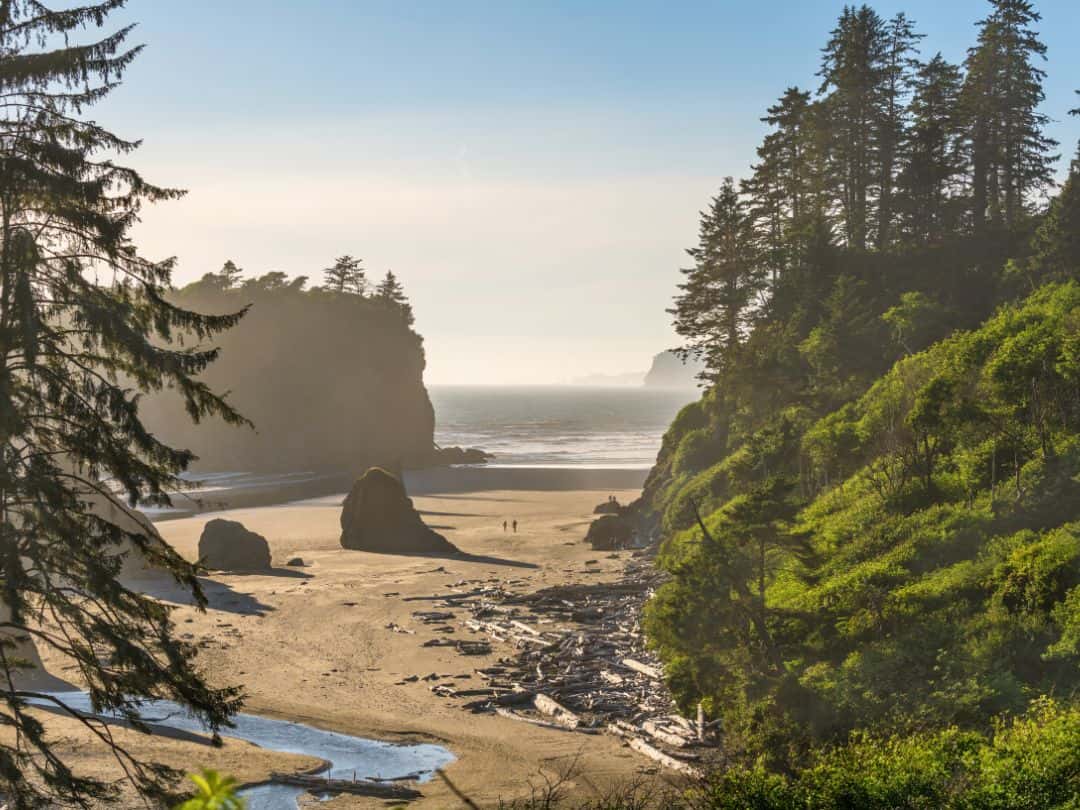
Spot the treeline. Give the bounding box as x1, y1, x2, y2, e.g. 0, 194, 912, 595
138, 258, 436, 472
198, 255, 415, 324
672, 0, 1070, 395
634, 0, 1080, 792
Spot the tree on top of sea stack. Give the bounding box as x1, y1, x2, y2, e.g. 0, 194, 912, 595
0, 2, 248, 806
323, 254, 366, 295
375, 270, 414, 325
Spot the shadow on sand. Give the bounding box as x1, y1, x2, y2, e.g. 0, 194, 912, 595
129, 568, 312, 617
362, 549, 538, 570
416, 509, 485, 518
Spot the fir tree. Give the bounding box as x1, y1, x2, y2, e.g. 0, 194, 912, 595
0, 3, 246, 805
744, 87, 817, 283
322, 254, 366, 295
1026, 137, 1080, 285
874, 13, 922, 249
896, 54, 966, 243
819, 4, 888, 250
374, 270, 414, 325
962, 0, 1057, 232
217, 259, 244, 289
670, 179, 764, 381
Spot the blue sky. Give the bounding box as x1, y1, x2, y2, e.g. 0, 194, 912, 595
99, 1, 1080, 384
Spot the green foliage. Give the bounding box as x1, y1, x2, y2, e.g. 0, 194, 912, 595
0, 3, 246, 806
174, 771, 245, 810
634, 0, 1076, 801
685, 698, 1080, 810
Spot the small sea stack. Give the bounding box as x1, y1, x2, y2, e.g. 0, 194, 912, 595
584, 513, 635, 550
593, 497, 625, 515
198, 519, 273, 571
340, 467, 458, 554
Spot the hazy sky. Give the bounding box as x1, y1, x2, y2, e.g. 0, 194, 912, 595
98, 1, 1080, 384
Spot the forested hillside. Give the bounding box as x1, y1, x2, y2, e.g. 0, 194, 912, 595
633, 0, 1080, 785
139, 261, 436, 472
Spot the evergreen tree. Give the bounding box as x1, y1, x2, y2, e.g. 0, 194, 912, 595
374, 270, 414, 325
819, 4, 888, 250
896, 54, 967, 244
744, 88, 817, 283
962, 0, 1057, 232
1025, 135, 1080, 285
217, 259, 244, 289
874, 13, 922, 249
322, 254, 366, 295
670, 179, 764, 381
0, 3, 246, 805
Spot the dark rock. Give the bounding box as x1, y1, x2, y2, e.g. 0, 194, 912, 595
431, 446, 493, 466
198, 519, 272, 571
285, 557, 306, 567
340, 468, 458, 554
593, 498, 624, 515
584, 514, 635, 551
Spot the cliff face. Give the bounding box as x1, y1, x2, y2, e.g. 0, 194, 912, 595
642, 350, 703, 389
139, 276, 435, 473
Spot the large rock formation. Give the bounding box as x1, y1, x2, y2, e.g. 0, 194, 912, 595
584, 513, 635, 550
593, 497, 625, 515
198, 519, 272, 571
340, 468, 458, 554
642, 350, 704, 389
137, 276, 436, 473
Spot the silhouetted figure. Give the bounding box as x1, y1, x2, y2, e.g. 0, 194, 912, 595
502, 520, 507, 533
512, 520, 518, 533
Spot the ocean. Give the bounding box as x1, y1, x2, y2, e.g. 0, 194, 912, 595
429, 385, 698, 470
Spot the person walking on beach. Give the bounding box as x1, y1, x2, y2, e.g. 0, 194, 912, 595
502, 520, 507, 533
512, 519, 518, 533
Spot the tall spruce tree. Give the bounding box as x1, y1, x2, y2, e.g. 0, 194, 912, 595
962, 0, 1057, 232
874, 13, 921, 249
670, 179, 764, 381
0, 3, 246, 805
322, 254, 366, 295
744, 87, 817, 283
819, 4, 888, 250
374, 270, 414, 325
217, 259, 244, 289
1025, 99, 1080, 285
896, 54, 967, 243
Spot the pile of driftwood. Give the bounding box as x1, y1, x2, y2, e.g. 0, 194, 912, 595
402, 558, 715, 777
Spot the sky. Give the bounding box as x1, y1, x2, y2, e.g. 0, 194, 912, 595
94, 0, 1080, 385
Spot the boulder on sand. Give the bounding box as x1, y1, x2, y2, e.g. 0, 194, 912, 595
340, 467, 458, 554
198, 519, 272, 571
584, 514, 635, 551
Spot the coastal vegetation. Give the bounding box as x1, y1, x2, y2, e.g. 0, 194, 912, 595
633, 0, 1080, 802
0, 2, 246, 805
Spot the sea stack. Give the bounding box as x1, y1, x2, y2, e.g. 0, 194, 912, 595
584, 513, 635, 550
340, 467, 458, 554
198, 519, 273, 571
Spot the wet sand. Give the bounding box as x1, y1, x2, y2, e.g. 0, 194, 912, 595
36, 474, 651, 807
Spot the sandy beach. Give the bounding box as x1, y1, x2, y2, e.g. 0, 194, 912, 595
34, 469, 655, 808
